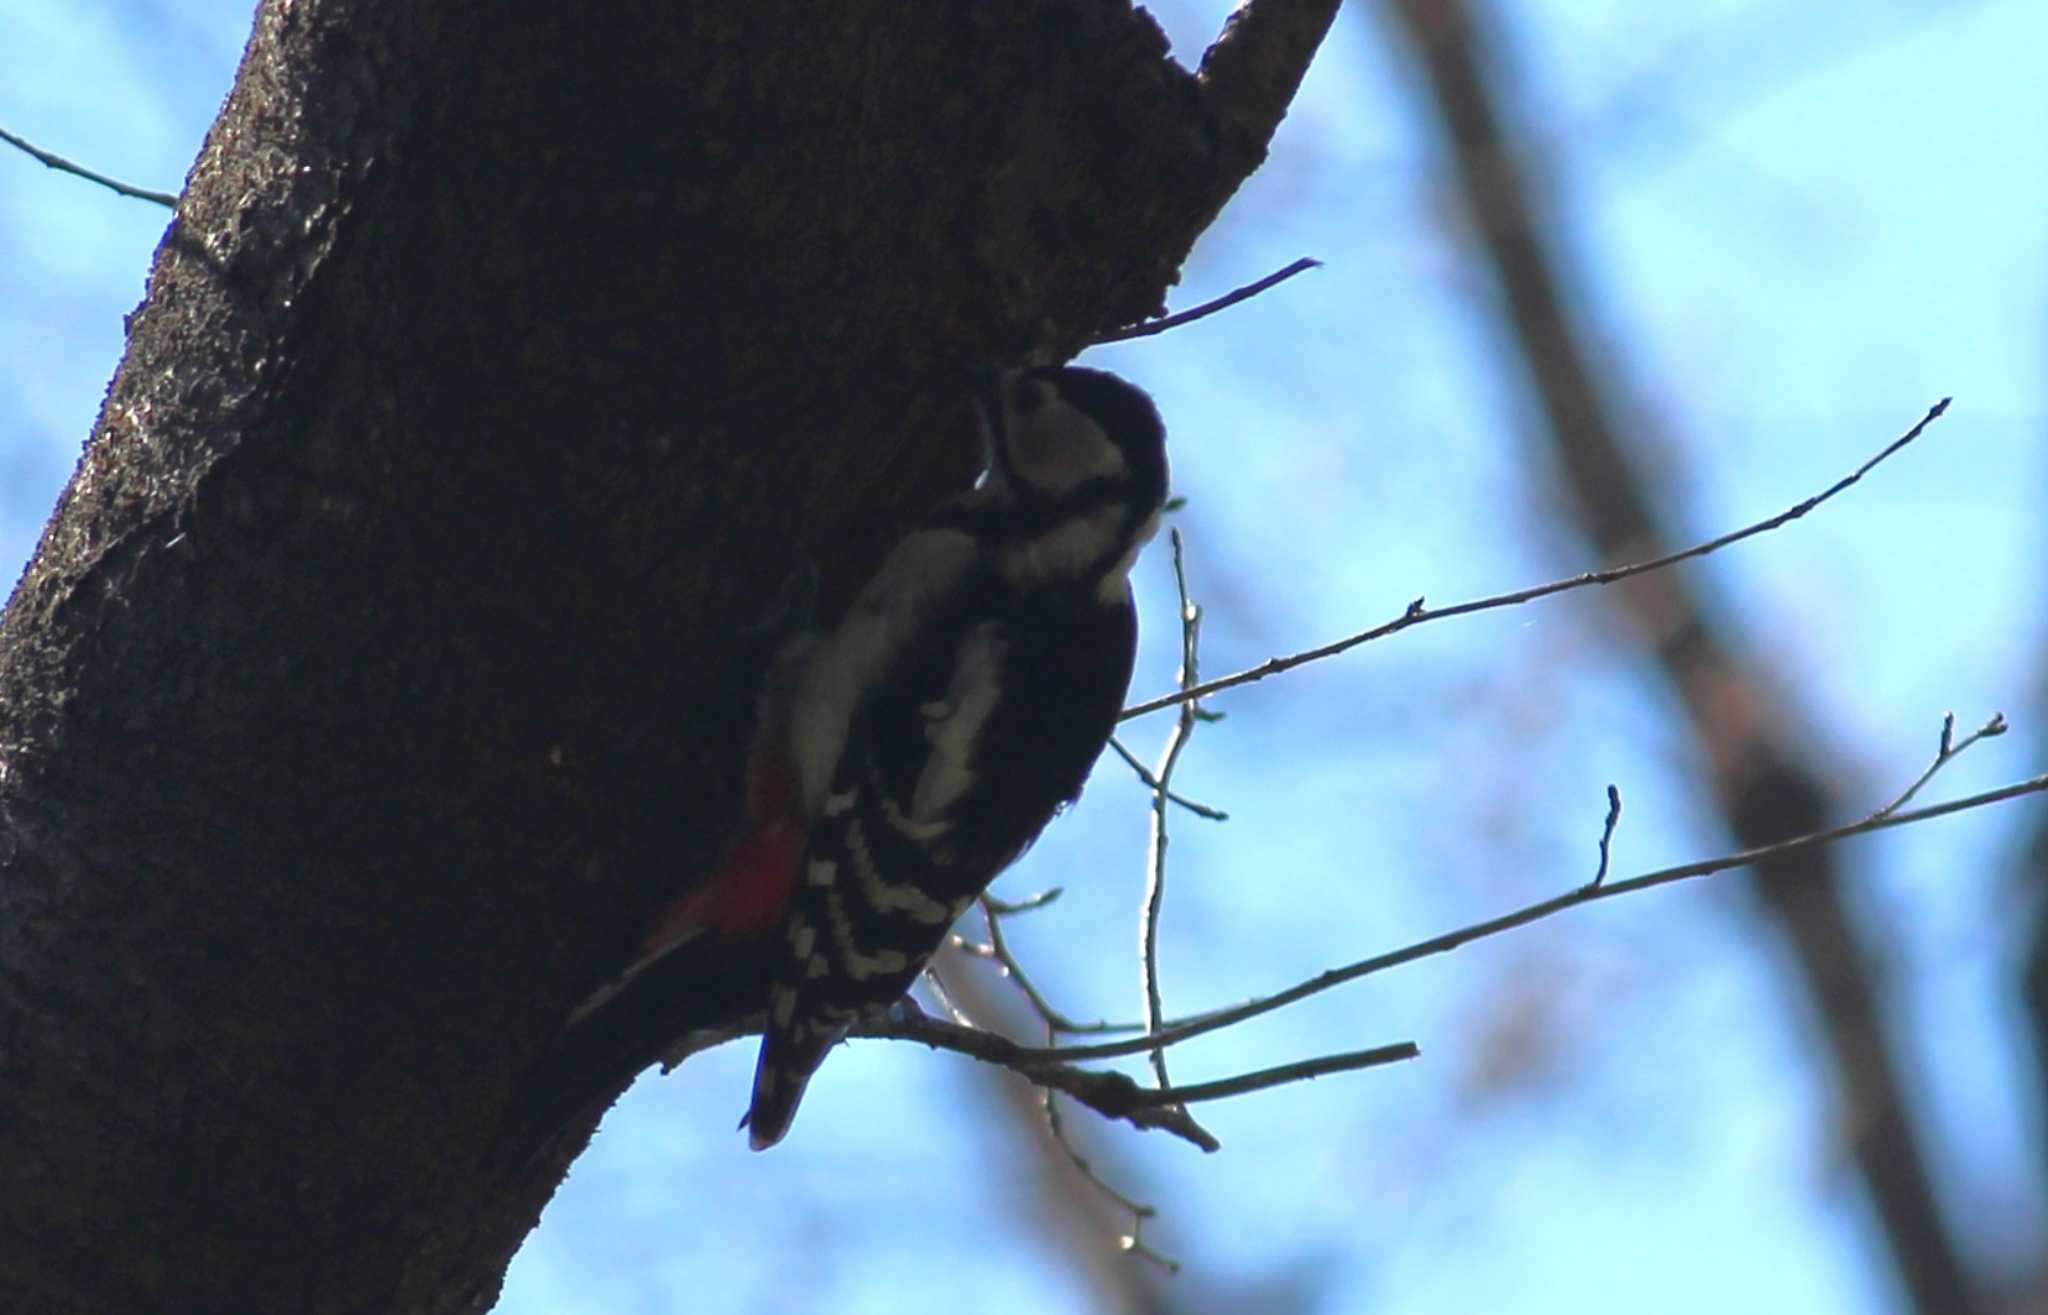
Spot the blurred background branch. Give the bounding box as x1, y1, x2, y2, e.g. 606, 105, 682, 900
1380, 0, 1986, 1309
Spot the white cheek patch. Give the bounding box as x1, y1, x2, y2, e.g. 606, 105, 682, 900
1000, 503, 1127, 588
1004, 410, 1126, 497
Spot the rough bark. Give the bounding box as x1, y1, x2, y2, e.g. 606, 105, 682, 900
0, 2, 1333, 1311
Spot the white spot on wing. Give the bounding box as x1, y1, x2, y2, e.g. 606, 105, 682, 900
788, 527, 980, 816
910, 622, 1005, 823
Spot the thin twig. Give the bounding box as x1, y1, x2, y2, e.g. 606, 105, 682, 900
918, 958, 978, 1028
1140, 529, 1202, 1099
1588, 785, 1622, 890
983, 887, 1066, 916
0, 125, 177, 208
1144, 1042, 1418, 1105
932, 951, 1184, 1271
961, 907, 1256, 1036
1092, 257, 1320, 344
1020, 769, 2048, 1065
1871, 711, 2006, 821
960, 935, 1255, 1039
1041, 1084, 1178, 1272
860, 1008, 1418, 1143
661, 770, 2044, 1163
1107, 736, 1229, 819
968, 899, 1140, 1035
1121, 398, 1952, 721
859, 1005, 1223, 1152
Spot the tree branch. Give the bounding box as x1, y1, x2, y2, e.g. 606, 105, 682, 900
957, 897, 1143, 1036
1139, 529, 1203, 1099
1121, 397, 1950, 721
1871, 712, 2006, 821
1148, 1042, 1418, 1104
1196, 0, 1346, 167
0, 125, 177, 208
1025, 770, 2048, 1066
1092, 257, 1320, 344
859, 1006, 1225, 1152
1589, 784, 1622, 889
1106, 736, 1229, 820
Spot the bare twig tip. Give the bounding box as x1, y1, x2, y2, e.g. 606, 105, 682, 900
1090, 256, 1321, 344
1589, 784, 1623, 890
0, 125, 178, 208
1120, 401, 1955, 723
1874, 708, 2012, 820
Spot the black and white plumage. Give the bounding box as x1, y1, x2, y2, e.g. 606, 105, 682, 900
510, 366, 1170, 1157
743, 364, 1169, 1148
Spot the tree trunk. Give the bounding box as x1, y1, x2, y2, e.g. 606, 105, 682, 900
0, 2, 1331, 1310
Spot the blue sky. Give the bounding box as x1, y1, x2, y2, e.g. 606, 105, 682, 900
4, 3, 2043, 1312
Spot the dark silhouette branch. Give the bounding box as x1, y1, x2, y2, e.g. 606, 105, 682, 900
1093, 257, 1321, 343
865, 1004, 1422, 1155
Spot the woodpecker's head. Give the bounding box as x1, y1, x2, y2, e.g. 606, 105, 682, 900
969, 364, 1170, 596
974, 365, 1169, 519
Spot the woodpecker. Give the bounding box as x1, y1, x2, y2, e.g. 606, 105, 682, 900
539, 365, 1169, 1152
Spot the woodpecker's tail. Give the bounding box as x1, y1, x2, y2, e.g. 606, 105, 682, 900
503, 935, 772, 1166
740, 1003, 849, 1150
